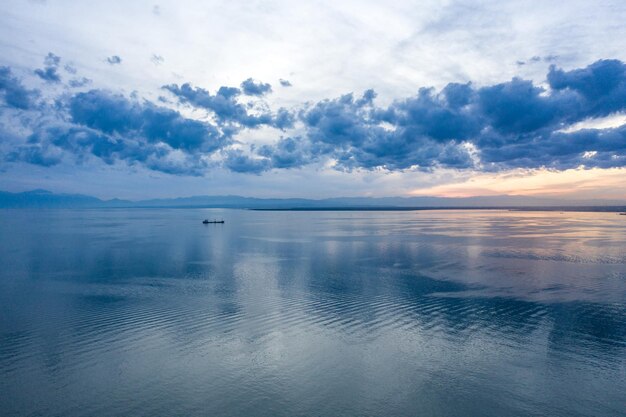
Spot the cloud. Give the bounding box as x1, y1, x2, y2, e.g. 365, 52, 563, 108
0, 66, 39, 109
2, 57, 626, 177
4, 86, 230, 176
68, 77, 92, 88
151, 54, 164, 65
240, 78, 272, 96
517, 55, 559, 66
69, 89, 227, 152
223, 149, 269, 174
547, 59, 626, 116
272, 108, 296, 130
279, 79, 292, 87
479, 125, 626, 170
21, 119, 211, 176
106, 55, 122, 65
43, 52, 61, 67
6, 144, 62, 167
257, 136, 314, 169
34, 67, 61, 83
64, 64, 77, 74
163, 82, 293, 129
285, 89, 477, 171
34, 52, 61, 83
252, 60, 626, 172
164, 83, 257, 126
477, 78, 558, 135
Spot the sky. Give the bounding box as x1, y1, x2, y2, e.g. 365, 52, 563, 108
1, 0, 626, 200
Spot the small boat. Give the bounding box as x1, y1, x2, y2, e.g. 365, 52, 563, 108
203, 219, 225, 224
619, 212, 626, 216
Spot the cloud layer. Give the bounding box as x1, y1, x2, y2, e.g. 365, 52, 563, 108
256, 59, 626, 173
1, 56, 626, 176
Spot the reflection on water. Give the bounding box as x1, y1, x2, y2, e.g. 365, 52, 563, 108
0, 209, 625, 417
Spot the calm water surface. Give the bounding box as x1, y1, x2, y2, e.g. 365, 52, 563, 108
1, 209, 625, 417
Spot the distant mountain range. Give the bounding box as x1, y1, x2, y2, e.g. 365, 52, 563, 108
1, 189, 625, 211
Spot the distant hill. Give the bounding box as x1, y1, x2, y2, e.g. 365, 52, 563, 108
0, 189, 104, 208
1, 189, 625, 210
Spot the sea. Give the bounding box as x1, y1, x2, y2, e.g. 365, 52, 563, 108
0, 208, 624, 417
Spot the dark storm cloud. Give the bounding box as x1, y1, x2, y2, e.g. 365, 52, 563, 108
240, 78, 272, 96
3, 57, 626, 176
0, 66, 39, 109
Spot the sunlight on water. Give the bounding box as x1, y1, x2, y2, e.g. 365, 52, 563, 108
0, 209, 625, 416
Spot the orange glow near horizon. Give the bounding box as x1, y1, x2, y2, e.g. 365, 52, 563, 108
409, 167, 626, 199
